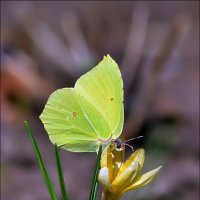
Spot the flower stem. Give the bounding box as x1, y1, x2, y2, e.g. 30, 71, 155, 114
101, 190, 120, 200
89, 145, 102, 200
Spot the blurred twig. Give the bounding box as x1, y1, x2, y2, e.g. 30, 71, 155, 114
123, 16, 190, 138
23, 21, 80, 77
60, 12, 94, 70
121, 6, 150, 95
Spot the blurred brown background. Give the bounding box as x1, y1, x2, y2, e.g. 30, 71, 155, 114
1, 1, 199, 200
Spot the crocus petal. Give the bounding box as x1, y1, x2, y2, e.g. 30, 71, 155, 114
100, 145, 162, 199
122, 166, 162, 193
101, 146, 117, 182
101, 147, 112, 168
110, 146, 124, 181
117, 149, 145, 177
99, 167, 112, 191
131, 149, 145, 170
110, 135, 125, 167
112, 161, 139, 193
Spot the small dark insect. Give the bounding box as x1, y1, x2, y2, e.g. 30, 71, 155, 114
110, 97, 114, 101
113, 136, 143, 151
114, 138, 124, 149
73, 112, 77, 117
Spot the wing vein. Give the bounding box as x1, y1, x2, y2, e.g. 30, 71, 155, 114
75, 95, 100, 138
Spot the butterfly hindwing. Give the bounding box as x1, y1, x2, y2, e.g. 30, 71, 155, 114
40, 88, 111, 151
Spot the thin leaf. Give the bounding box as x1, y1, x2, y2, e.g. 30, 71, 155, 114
24, 121, 58, 200
89, 145, 102, 200
55, 144, 69, 200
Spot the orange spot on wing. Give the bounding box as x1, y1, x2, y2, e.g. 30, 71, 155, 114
73, 112, 77, 117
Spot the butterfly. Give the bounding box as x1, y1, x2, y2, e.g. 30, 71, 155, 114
40, 55, 124, 152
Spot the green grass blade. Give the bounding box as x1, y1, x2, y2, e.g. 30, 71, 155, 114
55, 144, 69, 200
24, 121, 58, 200
89, 145, 102, 200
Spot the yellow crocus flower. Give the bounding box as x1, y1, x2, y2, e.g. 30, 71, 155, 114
98, 145, 162, 200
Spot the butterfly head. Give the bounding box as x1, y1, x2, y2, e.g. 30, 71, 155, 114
111, 136, 144, 152
112, 138, 125, 151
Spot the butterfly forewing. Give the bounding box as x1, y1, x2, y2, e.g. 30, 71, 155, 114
75, 55, 124, 139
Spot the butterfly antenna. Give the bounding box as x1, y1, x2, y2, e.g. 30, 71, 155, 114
124, 143, 134, 151
124, 136, 143, 143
